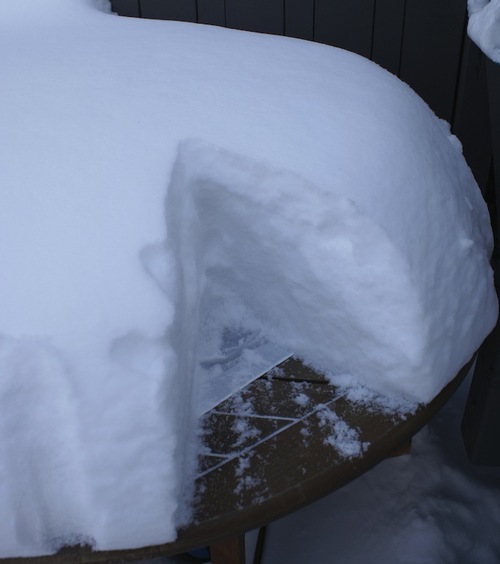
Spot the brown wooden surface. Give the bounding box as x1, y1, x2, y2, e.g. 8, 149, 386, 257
210, 535, 245, 564
2, 356, 473, 563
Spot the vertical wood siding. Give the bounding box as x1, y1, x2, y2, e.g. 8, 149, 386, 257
488, 59, 500, 214
140, 0, 197, 21
314, 0, 374, 58
453, 38, 492, 192
285, 0, 314, 41
110, 0, 141, 17
198, 0, 225, 26
225, 0, 284, 35
399, 0, 467, 123
371, 0, 406, 76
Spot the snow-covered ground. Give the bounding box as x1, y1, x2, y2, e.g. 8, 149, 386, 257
0, 0, 497, 557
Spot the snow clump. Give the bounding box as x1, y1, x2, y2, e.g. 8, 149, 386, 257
468, 0, 500, 62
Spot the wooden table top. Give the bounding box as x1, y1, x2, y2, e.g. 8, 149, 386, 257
3, 356, 472, 563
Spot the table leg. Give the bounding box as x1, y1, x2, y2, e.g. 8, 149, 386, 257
210, 535, 246, 564
388, 440, 412, 457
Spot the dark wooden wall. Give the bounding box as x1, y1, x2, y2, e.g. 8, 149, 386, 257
110, 0, 500, 465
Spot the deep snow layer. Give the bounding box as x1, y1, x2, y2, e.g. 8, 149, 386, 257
263, 370, 500, 564
0, 0, 497, 556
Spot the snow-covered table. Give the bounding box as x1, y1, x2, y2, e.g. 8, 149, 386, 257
6, 356, 473, 564
2, 1, 497, 559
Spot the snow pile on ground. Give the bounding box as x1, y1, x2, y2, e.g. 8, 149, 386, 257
0, 0, 496, 557
468, 0, 500, 63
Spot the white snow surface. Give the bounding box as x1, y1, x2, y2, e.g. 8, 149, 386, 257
0, 0, 497, 556
468, 0, 500, 63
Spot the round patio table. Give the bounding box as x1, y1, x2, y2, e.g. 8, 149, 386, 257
2, 356, 473, 564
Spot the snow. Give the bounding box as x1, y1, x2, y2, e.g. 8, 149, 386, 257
315, 404, 370, 458
141, 369, 500, 564
468, 0, 500, 63
0, 0, 497, 557
261, 370, 500, 564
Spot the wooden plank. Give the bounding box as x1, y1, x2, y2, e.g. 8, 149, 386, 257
198, 0, 226, 26
285, 0, 314, 41
190, 364, 470, 535
461, 55, 500, 467
213, 379, 337, 419
201, 412, 293, 455
110, 0, 141, 17
268, 356, 329, 383
371, 0, 406, 75
452, 37, 492, 192
140, 0, 197, 22
399, 0, 467, 122
210, 535, 246, 564
314, 0, 375, 58
225, 0, 284, 35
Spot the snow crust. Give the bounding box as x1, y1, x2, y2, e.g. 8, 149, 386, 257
468, 0, 500, 63
0, 0, 497, 556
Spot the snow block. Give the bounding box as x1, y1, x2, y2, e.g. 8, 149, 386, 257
1, 0, 497, 556
168, 137, 497, 405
